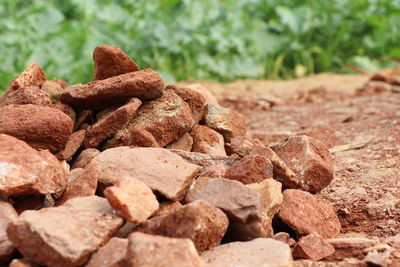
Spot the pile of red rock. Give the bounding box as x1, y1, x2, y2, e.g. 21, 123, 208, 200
0, 45, 341, 267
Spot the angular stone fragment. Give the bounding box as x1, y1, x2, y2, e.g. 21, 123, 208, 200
103, 124, 160, 149
198, 165, 227, 178
166, 132, 193, 151
172, 150, 239, 169
93, 45, 139, 81
127, 90, 194, 147
41, 80, 64, 103
152, 201, 182, 217
74, 110, 93, 131
84, 98, 142, 148
86, 237, 128, 267
0, 86, 52, 107
72, 148, 100, 169
57, 161, 100, 205
190, 125, 226, 156
166, 84, 206, 123
104, 178, 159, 224
247, 178, 283, 218
293, 233, 335, 261
0, 134, 67, 196
61, 69, 164, 109
273, 232, 296, 247
57, 130, 86, 161
0, 104, 73, 152
7, 196, 124, 267
271, 135, 334, 193
185, 177, 261, 223
136, 200, 228, 252
225, 154, 273, 184
201, 238, 294, 267
326, 237, 379, 261
186, 83, 219, 106
92, 147, 200, 201
225, 136, 255, 157
9, 63, 47, 90
0, 201, 18, 263
226, 215, 273, 242
126, 232, 204, 267
53, 102, 77, 124
278, 189, 341, 239
203, 104, 246, 142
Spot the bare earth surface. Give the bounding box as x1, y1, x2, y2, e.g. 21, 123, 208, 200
191, 73, 400, 262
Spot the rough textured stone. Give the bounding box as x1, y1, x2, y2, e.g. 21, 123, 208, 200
271, 135, 334, 193
326, 237, 379, 261
0, 104, 73, 152
185, 177, 261, 223
278, 189, 341, 239
203, 104, 246, 142
41, 80, 64, 103
57, 130, 86, 161
273, 232, 296, 247
247, 178, 283, 218
104, 178, 159, 224
166, 132, 193, 151
84, 98, 142, 148
0, 134, 67, 196
57, 161, 100, 205
74, 110, 93, 131
186, 83, 219, 106
93, 45, 139, 81
9, 63, 47, 90
0, 86, 52, 107
198, 165, 227, 178
0, 201, 18, 263
53, 102, 77, 124
92, 147, 200, 201
86, 237, 128, 267
126, 232, 204, 267
9, 259, 40, 267
225, 154, 273, 184
226, 215, 273, 242
166, 84, 206, 123
71, 148, 100, 169
190, 125, 226, 156
201, 238, 294, 267
136, 200, 228, 252
293, 233, 335, 261
7, 196, 124, 267
127, 90, 194, 147
152, 201, 182, 217
297, 128, 344, 149
172, 150, 239, 169
225, 136, 255, 157
103, 124, 160, 149
61, 69, 164, 109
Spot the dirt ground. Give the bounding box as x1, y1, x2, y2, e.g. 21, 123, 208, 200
189, 73, 400, 264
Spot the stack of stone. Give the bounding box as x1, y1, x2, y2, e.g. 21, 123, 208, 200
0, 45, 340, 267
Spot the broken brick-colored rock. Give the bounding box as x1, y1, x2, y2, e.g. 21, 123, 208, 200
71, 148, 100, 169
292, 233, 335, 261
152, 201, 182, 217
172, 150, 239, 169
326, 237, 379, 261
203, 104, 246, 142
92, 147, 200, 201
0, 201, 18, 263
9, 259, 40, 267
0, 86, 52, 107
57, 161, 100, 205
225, 136, 255, 157
53, 102, 76, 124
226, 215, 273, 242
126, 90, 194, 147
185, 177, 261, 223
167, 84, 206, 123
190, 125, 226, 156
201, 238, 294, 267
198, 165, 227, 178
273, 232, 296, 247
57, 130, 86, 161
136, 200, 228, 252
271, 135, 334, 193
103, 124, 160, 149
225, 154, 273, 184
104, 178, 159, 224
278, 189, 341, 239
0, 104, 73, 152
126, 232, 204, 267
74, 110, 93, 131
41, 80, 64, 103
61, 69, 164, 109
93, 45, 139, 81
186, 83, 219, 106
247, 178, 283, 218
84, 98, 142, 148
0, 134, 67, 196
297, 128, 344, 149
86, 237, 128, 267
9, 63, 47, 90
7, 196, 124, 267
166, 132, 193, 151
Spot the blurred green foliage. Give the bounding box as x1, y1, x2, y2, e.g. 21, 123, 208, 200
1, 0, 399, 90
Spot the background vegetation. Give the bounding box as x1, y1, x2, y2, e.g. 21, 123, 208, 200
1, 0, 400, 90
